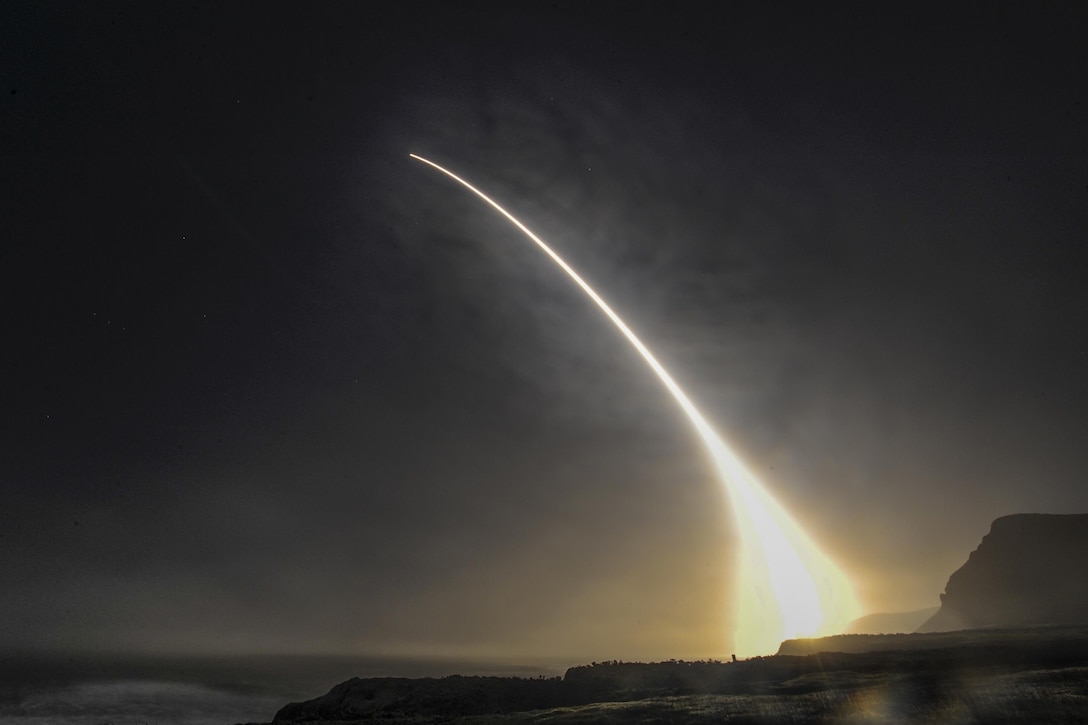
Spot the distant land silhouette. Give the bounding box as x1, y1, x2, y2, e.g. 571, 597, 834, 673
918, 513, 1088, 632
843, 606, 938, 634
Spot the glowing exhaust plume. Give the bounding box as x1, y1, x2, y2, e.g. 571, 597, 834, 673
410, 153, 859, 656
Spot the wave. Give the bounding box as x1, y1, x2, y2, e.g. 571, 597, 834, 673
0, 679, 283, 725
0, 653, 570, 725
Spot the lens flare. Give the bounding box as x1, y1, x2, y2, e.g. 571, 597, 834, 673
410, 153, 859, 655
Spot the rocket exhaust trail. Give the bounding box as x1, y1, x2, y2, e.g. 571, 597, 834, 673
410, 153, 858, 655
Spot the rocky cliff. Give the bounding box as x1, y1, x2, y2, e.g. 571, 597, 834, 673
918, 514, 1088, 633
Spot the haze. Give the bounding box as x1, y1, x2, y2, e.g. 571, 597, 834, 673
3, 3, 1086, 663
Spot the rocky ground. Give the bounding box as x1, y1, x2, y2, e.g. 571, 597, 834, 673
260, 626, 1088, 724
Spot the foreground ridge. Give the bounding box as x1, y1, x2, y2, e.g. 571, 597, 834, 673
266, 626, 1088, 724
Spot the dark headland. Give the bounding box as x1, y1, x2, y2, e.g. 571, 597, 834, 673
259, 515, 1088, 723
918, 513, 1088, 633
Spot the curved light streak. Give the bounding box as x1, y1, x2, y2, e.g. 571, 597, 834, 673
410, 153, 859, 655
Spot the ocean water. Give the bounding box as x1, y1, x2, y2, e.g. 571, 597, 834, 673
0, 654, 570, 725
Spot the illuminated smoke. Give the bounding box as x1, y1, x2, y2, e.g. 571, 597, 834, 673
410, 153, 859, 656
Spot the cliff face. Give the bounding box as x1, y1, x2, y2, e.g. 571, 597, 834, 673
918, 514, 1088, 633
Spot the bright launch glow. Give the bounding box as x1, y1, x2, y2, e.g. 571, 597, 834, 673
410, 153, 860, 656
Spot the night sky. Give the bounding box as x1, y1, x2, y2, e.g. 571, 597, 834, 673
3, 3, 1087, 662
